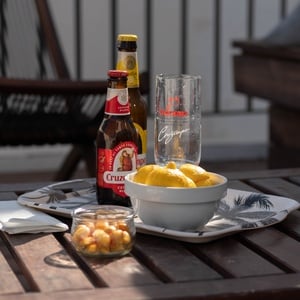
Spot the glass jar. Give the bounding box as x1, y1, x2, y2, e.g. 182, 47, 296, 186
71, 205, 135, 257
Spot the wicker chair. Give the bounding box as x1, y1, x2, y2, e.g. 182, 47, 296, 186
0, 0, 148, 180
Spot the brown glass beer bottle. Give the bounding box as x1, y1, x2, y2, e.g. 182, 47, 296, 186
96, 70, 138, 207
116, 34, 147, 168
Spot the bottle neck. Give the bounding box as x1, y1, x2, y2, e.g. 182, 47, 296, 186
105, 87, 130, 115
116, 50, 140, 89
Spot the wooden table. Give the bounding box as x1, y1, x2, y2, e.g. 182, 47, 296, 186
0, 168, 300, 299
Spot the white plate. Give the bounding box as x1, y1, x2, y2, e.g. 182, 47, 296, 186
17, 179, 300, 243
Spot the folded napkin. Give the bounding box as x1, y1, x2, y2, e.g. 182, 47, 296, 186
0, 201, 68, 234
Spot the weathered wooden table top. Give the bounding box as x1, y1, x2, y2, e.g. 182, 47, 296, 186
0, 168, 300, 300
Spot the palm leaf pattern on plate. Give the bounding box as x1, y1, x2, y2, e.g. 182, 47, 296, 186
21, 187, 66, 203
200, 193, 275, 232
21, 185, 96, 209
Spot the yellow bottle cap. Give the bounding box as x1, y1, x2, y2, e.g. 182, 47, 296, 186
117, 34, 138, 42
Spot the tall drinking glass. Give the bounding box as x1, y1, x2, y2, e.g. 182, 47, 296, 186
154, 74, 202, 166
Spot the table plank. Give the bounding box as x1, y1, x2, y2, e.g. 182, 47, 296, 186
279, 210, 300, 239
0, 192, 17, 201
187, 236, 284, 278
247, 178, 300, 200
8, 234, 94, 292
92, 256, 161, 287
0, 273, 300, 300
0, 243, 24, 294
0, 182, 51, 194
227, 180, 260, 192
61, 233, 161, 288
239, 227, 300, 272
289, 175, 300, 185
133, 234, 221, 282
224, 168, 300, 181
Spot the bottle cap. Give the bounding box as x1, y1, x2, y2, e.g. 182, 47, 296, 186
108, 70, 128, 78
117, 34, 138, 42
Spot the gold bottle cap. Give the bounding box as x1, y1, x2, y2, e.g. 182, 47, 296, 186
117, 34, 138, 42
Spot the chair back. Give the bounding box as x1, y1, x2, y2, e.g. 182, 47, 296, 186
0, 0, 149, 180
0, 0, 107, 147
0, 0, 68, 79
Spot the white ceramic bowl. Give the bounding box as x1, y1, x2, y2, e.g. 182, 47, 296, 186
125, 172, 228, 231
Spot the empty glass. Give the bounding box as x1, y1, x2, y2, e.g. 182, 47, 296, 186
154, 74, 202, 166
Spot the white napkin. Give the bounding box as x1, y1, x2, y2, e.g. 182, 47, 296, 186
0, 201, 68, 234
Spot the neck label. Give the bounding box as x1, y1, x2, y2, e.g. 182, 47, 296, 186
105, 88, 130, 115
117, 52, 139, 88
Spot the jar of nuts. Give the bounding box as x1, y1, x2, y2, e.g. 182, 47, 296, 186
71, 205, 135, 257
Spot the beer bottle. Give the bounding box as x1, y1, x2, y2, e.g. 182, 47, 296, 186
116, 34, 147, 168
96, 70, 138, 207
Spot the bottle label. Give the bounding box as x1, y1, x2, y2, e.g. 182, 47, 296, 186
97, 142, 137, 198
105, 88, 130, 115
116, 52, 139, 88
134, 122, 147, 168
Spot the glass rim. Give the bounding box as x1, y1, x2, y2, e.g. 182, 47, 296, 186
156, 73, 202, 80
72, 204, 134, 220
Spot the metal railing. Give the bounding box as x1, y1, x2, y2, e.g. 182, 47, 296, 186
73, 0, 291, 116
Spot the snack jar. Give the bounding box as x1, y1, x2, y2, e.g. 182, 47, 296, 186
71, 205, 135, 257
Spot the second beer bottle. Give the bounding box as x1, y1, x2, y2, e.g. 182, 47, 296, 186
116, 34, 147, 169
96, 70, 139, 207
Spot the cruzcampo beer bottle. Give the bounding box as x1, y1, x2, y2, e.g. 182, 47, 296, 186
116, 34, 147, 169
96, 70, 138, 207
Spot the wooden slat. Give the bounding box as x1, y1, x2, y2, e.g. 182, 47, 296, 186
227, 180, 260, 192
239, 227, 300, 272
62, 233, 160, 288
223, 168, 300, 181
0, 244, 24, 294
8, 234, 94, 292
187, 237, 283, 278
133, 234, 221, 282
289, 176, 300, 185
92, 256, 161, 288
0, 192, 17, 201
0, 182, 52, 194
0, 179, 92, 194
278, 210, 300, 239
247, 178, 300, 200
0, 273, 300, 300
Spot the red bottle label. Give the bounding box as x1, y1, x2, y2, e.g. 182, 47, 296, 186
105, 88, 130, 115
97, 141, 137, 197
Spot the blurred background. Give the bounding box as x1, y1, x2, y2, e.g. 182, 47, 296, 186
1, 0, 299, 182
